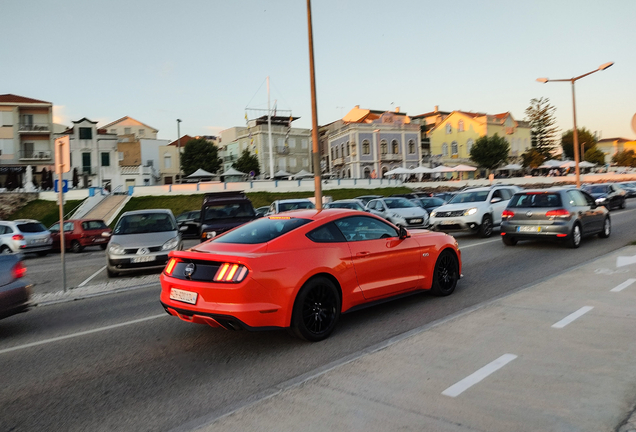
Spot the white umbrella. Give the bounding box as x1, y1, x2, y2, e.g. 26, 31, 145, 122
187, 168, 217, 178
497, 163, 522, 171
292, 169, 314, 179
218, 167, 245, 177
410, 166, 435, 174
538, 160, 564, 169
451, 164, 477, 172
432, 165, 455, 173
580, 161, 596, 168
273, 170, 292, 178
384, 167, 413, 176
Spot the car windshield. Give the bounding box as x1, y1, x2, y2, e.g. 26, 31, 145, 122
114, 213, 176, 235
583, 185, 608, 194
420, 197, 445, 206
448, 191, 490, 203
384, 198, 417, 209
213, 217, 311, 244
327, 202, 362, 210
279, 201, 315, 212
17, 222, 47, 233
202, 203, 255, 222
508, 193, 563, 208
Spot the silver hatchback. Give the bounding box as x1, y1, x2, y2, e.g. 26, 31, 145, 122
0, 219, 53, 256
500, 188, 610, 248
106, 209, 183, 277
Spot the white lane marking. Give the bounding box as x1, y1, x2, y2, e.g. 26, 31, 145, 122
78, 265, 107, 287
442, 353, 517, 397
460, 238, 501, 249
0, 314, 166, 355
610, 278, 636, 293
551, 306, 594, 329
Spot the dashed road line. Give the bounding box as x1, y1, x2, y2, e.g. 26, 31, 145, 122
442, 353, 517, 397
610, 278, 636, 293
551, 306, 594, 329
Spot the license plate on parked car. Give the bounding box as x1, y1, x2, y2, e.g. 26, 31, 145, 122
440, 220, 456, 225
408, 219, 423, 224
517, 226, 541, 232
170, 288, 197, 305
132, 255, 156, 263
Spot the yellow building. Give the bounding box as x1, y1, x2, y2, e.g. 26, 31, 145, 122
596, 138, 636, 164
428, 110, 531, 168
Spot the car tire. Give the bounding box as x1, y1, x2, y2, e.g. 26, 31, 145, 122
107, 268, 118, 278
290, 276, 341, 342
478, 215, 493, 238
100, 244, 108, 250
502, 235, 518, 246
430, 249, 459, 296
0, 245, 12, 255
37, 251, 48, 257
620, 198, 626, 209
70, 240, 83, 253
566, 223, 582, 248
598, 217, 611, 238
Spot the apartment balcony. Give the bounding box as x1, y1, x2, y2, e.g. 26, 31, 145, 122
380, 154, 402, 161
18, 124, 51, 133
19, 150, 52, 161
332, 157, 344, 166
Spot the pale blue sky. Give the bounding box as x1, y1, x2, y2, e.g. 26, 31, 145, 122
3, 0, 635, 141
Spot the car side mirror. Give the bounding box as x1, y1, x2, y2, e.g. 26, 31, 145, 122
491, 197, 502, 203
399, 225, 409, 240
101, 232, 112, 238
179, 225, 188, 232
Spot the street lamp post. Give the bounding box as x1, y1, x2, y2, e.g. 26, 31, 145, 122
536, 61, 613, 188
176, 119, 182, 184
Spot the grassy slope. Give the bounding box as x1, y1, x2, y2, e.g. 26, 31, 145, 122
7, 200, 83, 227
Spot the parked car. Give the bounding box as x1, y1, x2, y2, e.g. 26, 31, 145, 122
581, 183, 626, 210
391, 192, 433, 200
254, 206, 270, 217
106, 209, 183, 278
411, 197, 447, 214
354, 195, 383, 206
324, 199, 367, 211
500, 188, 610, 248
200, 191, 257, 241
267, 199, 315, 215
0, 219, 52, 256
434, 192, 457, 202
429, 185, 521, 237
175, 210, 201, 239
366, 197, 429, 228
160, 209, 461, 341
0, 253, 30, 320
616, 182, 636, 198
49, 219, 112, 252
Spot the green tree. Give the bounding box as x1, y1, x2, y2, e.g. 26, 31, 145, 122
561, 128, 597, 160
583, 147, 606, 166
612, 149, 636, 167
180, 138, 222, 177
232, 149, 260, 177
525, 97, 559, 158
469, 134, 510, 170
520, 147, 546, 169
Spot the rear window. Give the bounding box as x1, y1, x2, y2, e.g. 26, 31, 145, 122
17, 222, 47, 233
508, 193, 563, 208
278, 201, 315, 212
213, 217, 311, 244
203, 202, 255, 221
82, 220, 108, 230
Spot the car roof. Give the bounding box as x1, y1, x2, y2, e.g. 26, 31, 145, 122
121, 209, 173, 217
275, 199, 312, 203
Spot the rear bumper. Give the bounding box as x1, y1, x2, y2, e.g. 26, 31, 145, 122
500, 222, 570, 239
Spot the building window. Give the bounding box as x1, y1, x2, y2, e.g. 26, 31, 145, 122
391, 139, 399, 154
335, 147, 339, 159
362, 140, 370, 155
289, 138, 296, 148
289, 158, 297, 168
408, 140, 415, 154
124, 128, 131, 135
442, 143, 449, 156
164, 154, 172, 169
467, 139, 474, 154
82, 153, 91, 174
301, 139, 308, 149
446, 123, 452, 134
458, 120, 464, 132
451, 141, 458, 156
346, 141, 350, 156
101, 152, 110, 167
79, 127, 92, 140
118, 152, 124, 161
138, 129, 145, 137
341, 143, 345, 158
380, 140, 388, 155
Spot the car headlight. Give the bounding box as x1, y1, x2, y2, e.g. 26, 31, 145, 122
162, 237, 179, 251
463, 208, 478, 216
108, 243, 125, 255
430, 211, 437, 217
596, 197, 607, 203
203, 231, 217, 240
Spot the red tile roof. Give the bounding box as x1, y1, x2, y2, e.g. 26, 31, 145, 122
0, 94, 51, 104
168, 135, 195, 146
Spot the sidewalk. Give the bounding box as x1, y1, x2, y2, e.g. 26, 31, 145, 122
188, 246, 636, 432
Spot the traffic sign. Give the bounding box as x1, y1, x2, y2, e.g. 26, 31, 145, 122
54, 135, 71, 174
54, 179, 69, 193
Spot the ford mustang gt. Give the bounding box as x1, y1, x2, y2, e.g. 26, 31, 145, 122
160, 209, 461, 341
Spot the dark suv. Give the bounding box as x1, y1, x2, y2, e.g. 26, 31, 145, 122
199, 191, 257, 241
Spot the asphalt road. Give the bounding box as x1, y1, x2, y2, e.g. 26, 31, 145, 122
2, 203, 636, 431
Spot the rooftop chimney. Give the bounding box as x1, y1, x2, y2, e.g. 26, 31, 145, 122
434, 105, 439, 112
395, 106, 400, 113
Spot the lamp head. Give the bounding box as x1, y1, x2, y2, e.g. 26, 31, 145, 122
177, 119, 182, 123
536, 78, 549, 83
598, 62, 614, 71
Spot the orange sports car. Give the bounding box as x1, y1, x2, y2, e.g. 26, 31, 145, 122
160, 209, 462, 341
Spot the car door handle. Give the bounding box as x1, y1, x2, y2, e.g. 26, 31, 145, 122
356, 251, 370, 257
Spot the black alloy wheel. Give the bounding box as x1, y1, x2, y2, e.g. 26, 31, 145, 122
479, 215, 493, 238
430, 250, 459, 296
291, 277, 341, 342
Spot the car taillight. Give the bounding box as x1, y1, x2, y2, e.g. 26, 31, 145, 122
502, 209, 515, 219
12, 234, 24, 241
164, 258, 179, 276
12, 261, 26, 279
214, 263, 248, 283
545, 209, 570, 218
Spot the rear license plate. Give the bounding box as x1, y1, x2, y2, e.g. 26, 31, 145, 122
170, 288, 197, 305
132, 255, 155, 263
517, 226, 541, 232
94, 238, 106, 242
